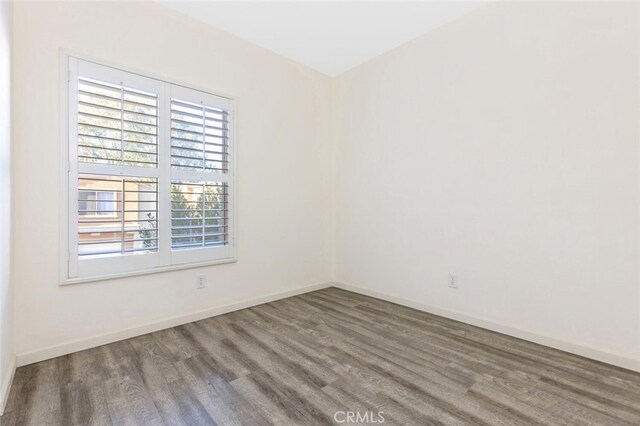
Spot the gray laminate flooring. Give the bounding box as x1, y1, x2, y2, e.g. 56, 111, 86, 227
2, 287, 640, 425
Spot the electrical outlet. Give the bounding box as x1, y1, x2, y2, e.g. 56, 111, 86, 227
197, 275, 206, 289
448, 273, 458, 288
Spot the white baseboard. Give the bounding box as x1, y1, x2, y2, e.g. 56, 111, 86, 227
333, 281, 640, 373
16, 281, 332, 367
0, 356, 16, 415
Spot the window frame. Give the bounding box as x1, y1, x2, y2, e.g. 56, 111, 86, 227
60, 52, 237, 285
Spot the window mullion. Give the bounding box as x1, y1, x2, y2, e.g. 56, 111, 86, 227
170, 168, 229, 183
77, 163, 159, 178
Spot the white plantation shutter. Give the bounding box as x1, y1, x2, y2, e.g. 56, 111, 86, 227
77, 78, 159, 167
66, 57, 235, 282
170, 181, 229, 249
168, 85, 234, 265
77, 175, 159, 257
170, 99, 229, 172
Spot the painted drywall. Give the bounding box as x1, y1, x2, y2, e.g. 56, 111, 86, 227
0, 0, 14, 409
333, 1, 640, 363
12, 1, 333, 359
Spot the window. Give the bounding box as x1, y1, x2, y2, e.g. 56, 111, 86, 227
64, 57, 235, 282
78, 190, 118, 217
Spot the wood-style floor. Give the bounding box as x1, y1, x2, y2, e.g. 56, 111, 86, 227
2, 287, 640, 425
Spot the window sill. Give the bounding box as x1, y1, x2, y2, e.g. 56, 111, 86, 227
61, 257, 237, 286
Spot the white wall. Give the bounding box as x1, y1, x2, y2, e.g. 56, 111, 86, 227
0, 0, 14, 409
12, 1, 333, 361
334, 1, 640, 367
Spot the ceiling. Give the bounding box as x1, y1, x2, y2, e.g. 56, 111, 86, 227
159, 1, 484, 76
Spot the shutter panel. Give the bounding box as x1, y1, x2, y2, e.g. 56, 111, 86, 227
170, 99, 229, 172
169, 95, 231, 251
171, 181, 229, 249
77, 174, 158, 257
77, 77, 159, 168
